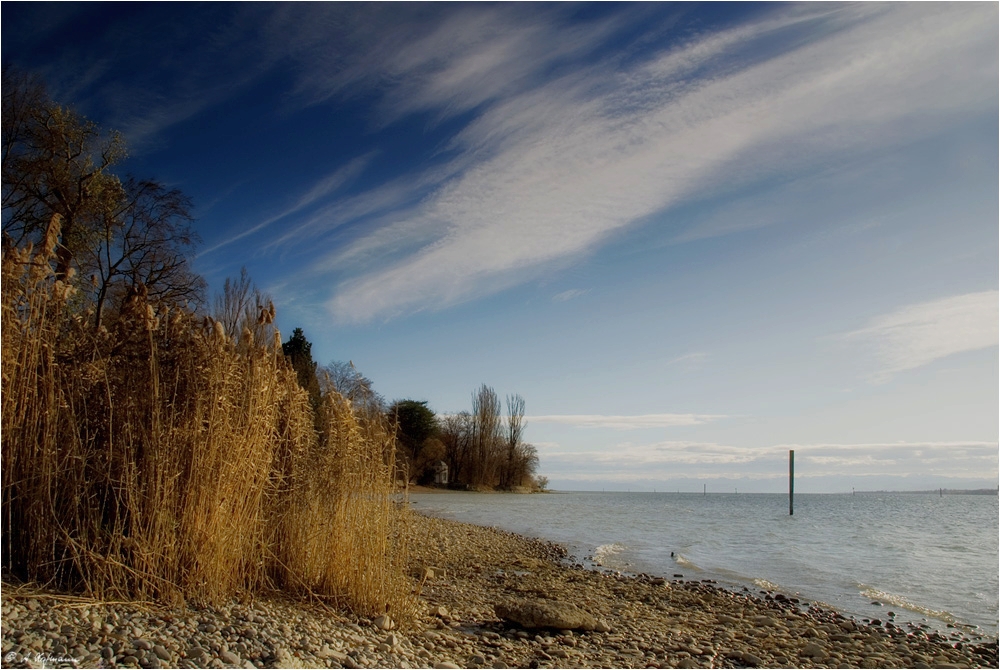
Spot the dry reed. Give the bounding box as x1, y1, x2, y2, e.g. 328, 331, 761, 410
1, 218, 415, 620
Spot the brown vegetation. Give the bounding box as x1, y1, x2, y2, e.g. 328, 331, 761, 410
438, 386, 540, 491
1, 217, 415, 619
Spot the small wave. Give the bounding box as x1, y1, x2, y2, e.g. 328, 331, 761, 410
673, 554, 699, 569
593, 542, 627, 566
860, 586, 956, 623
753, 578, 782, 591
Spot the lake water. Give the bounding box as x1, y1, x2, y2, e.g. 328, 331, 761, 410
407, 491, 998, 638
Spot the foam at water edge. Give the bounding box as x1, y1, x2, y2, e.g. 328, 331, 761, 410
753, 578, 782, 591
593, 543, 627, 566
859, 586, 959, 623
673, 554, 698, 569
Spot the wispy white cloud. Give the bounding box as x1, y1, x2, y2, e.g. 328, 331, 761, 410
272, 4, 641, 125
309, 3, 996, 323
541, 440, 999, 482
74, 4, 992, 324
665, 352, 709, 367
528, 414, 725, 430
267, 156, 475, 261
776, 440, 998, 452
201, 152, 376, 256
67, 6, 287, 151
283, 152, 377, 216
841, 291, 999, 382
552, 289, 589, 302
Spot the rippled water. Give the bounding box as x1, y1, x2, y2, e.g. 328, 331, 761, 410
407, 491, 998, 637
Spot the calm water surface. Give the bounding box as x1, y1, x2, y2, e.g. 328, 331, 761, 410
408, 491, 998, 637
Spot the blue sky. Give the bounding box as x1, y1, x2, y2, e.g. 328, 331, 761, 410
4, 2, 997, 492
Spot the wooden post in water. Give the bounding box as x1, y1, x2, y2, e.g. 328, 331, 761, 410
789, 450, 794, 516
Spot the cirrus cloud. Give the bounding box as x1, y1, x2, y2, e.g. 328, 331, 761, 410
310, 3, 996, 323
541, 440, 998, 483
528, 413, 726, 430
841, 290, 998, 382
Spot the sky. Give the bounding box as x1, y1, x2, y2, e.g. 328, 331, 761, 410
3, 2, 997, 493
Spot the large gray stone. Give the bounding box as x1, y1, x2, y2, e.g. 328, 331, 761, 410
317, 646, 348, 661
802, 642, 826, 658
220, 650, 241, 665
186, 646, 208, 661
494, 599, 602, 631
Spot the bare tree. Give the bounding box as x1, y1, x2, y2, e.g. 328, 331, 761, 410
4, 68, 207, 328
470, 384, 503, 488
500, 394, 526, 489
213, 266, 256, 339
87, 177, 205, 329
2, 66, 126, 281
211, 266, 278, 347
2, 67, 46, 206
320, 360, 385, 418
440, 411, 474, 485
438, 388, 538, 490
512, 442, 540, 488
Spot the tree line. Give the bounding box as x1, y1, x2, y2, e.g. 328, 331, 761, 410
389, 386, 543, 490
280, 335, 544, 491
3, 65, 544, 494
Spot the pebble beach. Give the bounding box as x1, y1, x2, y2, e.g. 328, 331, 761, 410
2, 508, 996, 669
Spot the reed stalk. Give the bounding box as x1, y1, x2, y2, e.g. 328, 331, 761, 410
1, 227, 414, 619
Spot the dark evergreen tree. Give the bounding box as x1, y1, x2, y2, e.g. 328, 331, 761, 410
282, 328, 322, 412
390, 400, 439, 482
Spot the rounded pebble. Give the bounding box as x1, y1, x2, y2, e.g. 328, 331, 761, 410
0, 510, 993, 670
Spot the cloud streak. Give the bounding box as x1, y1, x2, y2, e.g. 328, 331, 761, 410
842, 291, 999, 382
302, 3, 996, 323
271, 4, 641, 125
201, 152, 376, 256
541, 440, 999, 483
528, 414, 726, 430
552, 289, 589, 303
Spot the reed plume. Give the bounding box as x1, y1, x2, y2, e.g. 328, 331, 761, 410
1, 230, 414, 618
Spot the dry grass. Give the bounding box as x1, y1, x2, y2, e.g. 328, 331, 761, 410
1, 217, 415, 620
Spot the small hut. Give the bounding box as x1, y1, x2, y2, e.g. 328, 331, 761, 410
433, 460, 449, 486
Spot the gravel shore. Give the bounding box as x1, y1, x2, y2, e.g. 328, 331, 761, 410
2, 508, 996, 669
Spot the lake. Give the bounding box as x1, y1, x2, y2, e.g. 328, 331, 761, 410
408, 490, 998, 638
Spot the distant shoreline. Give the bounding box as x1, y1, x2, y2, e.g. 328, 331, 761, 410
852, 488, 998, 495
400, 485, 549, 495
486, 488, 1000, 496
